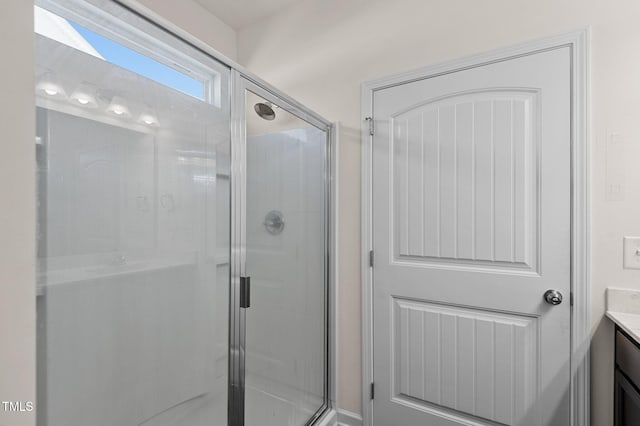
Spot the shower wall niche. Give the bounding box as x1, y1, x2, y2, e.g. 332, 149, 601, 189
35, 1, 331, 426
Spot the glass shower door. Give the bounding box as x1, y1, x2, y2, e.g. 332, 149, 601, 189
239, 84, 329, 426
35, 1, 231, 425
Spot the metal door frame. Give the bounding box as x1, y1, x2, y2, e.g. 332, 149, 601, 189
230, 70, 335, 426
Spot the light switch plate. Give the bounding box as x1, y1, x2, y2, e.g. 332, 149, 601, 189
623, 237, 640, 269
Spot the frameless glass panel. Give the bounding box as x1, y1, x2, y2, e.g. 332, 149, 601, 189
244, 90, 328, 426
35, 1, 230, 425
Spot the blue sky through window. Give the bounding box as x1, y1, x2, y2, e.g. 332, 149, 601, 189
70, 22, 205, 100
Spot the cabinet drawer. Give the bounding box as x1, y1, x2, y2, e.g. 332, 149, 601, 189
617, 329, 640, 387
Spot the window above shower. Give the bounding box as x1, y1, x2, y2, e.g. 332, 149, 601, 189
34, 0, 227, 134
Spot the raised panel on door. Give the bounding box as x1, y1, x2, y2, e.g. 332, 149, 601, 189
392, 298, 538, 425
391, 90, 539, 273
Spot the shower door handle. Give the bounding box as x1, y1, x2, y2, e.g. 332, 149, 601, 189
240, 276, 251, 308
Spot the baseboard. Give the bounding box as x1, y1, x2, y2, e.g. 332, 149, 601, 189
337, 409, 363, 426
314, 408, 337, 426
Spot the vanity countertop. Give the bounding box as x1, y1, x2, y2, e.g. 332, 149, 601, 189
606, 287, 640, 343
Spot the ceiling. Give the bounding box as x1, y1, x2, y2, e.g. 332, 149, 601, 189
195, 0, 305, 30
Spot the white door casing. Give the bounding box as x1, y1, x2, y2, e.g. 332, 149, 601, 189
361, 32, 590, 426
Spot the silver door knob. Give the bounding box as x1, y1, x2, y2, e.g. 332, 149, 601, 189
543, 289, 563, 305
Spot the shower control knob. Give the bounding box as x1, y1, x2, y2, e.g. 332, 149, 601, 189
263, 210, 285, 235
543, 289, 563, 305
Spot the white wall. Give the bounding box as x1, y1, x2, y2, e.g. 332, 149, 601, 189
237, 0, 640, 423
132, 0, 237, 60
0, 0, 36, 424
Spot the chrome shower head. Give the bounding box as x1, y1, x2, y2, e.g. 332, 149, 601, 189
254, 102, 276, 120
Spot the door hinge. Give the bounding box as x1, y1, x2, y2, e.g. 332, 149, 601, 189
370, 382, 375, 400
369, 250, 374, 268
570, 292, 574, 306
240, 276, 251, 308
365, 116, 374, 136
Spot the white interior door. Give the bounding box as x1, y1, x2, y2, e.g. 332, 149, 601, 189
371, 47, 571, 426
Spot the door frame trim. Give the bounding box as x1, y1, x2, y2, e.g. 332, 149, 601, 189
360, 29, 590, 426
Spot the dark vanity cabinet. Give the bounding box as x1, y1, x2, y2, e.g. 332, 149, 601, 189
615, 327, 640, 425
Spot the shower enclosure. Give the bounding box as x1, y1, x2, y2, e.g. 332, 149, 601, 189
34, 1, 333, 425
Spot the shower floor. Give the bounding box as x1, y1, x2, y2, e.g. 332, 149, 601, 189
140, 381, 321, 426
